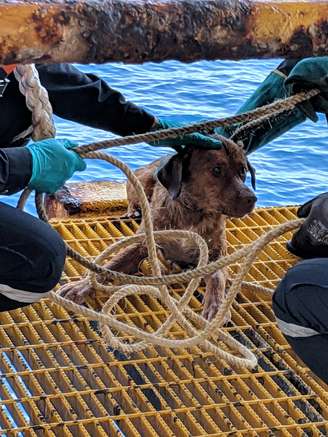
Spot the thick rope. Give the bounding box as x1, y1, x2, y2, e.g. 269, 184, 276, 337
35, 151, 304, 369
14, 64, 56, 141
73, 89, 319, 154
46, 160, 303, 368
14, 65, 314, 368
14, 64, 56, 210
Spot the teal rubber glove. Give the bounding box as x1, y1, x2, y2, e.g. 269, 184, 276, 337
27, 138, 86, 194
150, 119, 222, 151
285, 57, 328, 122
217, 61, 307, 154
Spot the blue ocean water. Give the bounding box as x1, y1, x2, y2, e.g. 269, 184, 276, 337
2, 60, 328, 213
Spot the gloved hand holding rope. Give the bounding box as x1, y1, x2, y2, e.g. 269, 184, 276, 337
27, 139, 86, 194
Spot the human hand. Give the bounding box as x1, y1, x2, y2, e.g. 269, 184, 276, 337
285, 57, 328, 122
27, 138, 86, 194
149, 118, 221, 151
287, 193, 328, 258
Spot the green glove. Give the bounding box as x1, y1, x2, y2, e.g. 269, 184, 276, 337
150, 119, 222, 151
285, 57, 328, 122
27, 138, 86, 194
218, 60, 307, 154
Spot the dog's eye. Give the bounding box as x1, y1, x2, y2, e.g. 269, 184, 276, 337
212, 166, 221, 177
239, 167, 246, 181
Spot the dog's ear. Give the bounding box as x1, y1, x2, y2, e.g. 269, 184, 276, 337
156, 153, 188, 199
247, 159, 256, 190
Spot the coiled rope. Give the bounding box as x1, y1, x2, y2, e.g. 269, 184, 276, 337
16, 64, 315, 369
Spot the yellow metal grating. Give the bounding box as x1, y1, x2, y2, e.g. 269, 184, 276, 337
1, 206, 328, 436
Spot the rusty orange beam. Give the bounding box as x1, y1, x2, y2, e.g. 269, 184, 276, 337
0, 0, 328, 65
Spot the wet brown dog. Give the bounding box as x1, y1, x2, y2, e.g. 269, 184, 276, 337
60, 140, 257, 321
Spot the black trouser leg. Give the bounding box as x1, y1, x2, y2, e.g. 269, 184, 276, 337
272, 258, 328, 383
0, 201, 66, 311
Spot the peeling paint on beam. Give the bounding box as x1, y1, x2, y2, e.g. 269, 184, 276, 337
0, 0, 328, 65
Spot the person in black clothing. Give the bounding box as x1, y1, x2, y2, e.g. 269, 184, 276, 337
242, 56, 328, 385
218, 56, 328, 385
0, 63, 221, 312
272, 193, 328, 385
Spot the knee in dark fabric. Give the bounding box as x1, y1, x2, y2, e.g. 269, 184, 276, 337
273, 258, 328, 336
0, 202, 66, 306
0, 232, 66, 312
272, 260, 328, 384
274, 259, 323, 317
32, 236, 66, 292
271, 275, 314, 338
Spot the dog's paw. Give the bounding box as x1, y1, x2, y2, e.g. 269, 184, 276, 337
203, 271, 231, 324
59, 278, 94, 305
202, 291, 231, 323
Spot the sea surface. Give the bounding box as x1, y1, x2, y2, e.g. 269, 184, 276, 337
2, 60, 327, 213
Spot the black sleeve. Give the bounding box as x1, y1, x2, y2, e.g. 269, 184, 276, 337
0, 148, 32, 195
276, 58, 302, 76
36, 64, 155, 136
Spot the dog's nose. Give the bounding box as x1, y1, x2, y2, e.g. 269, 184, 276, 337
244, 195, 257, 206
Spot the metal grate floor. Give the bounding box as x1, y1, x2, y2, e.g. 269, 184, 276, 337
1, 206, 328, 436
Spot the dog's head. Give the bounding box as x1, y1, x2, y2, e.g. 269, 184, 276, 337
156, 141, 257, 218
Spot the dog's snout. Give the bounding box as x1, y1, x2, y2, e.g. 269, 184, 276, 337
244, 194, 257, 206
234, 190, 257, 217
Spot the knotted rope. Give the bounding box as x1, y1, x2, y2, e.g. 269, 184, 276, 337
16, 64, 315, 369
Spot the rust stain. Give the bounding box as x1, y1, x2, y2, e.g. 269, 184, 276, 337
31, 6, 70, 45
248, 1, 328, 57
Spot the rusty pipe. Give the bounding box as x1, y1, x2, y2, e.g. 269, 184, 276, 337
0, 0, 328, 65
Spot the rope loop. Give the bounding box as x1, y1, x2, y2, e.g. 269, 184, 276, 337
37, 153, 303, 369
14, 64, 313, 368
